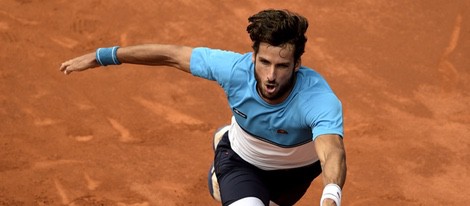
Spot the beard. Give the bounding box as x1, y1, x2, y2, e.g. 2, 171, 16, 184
255, 68, 296, 102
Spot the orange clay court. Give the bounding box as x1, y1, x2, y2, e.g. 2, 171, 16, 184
0, 1, 469, 205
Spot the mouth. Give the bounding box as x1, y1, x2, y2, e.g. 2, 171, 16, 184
265, 84, 277, 94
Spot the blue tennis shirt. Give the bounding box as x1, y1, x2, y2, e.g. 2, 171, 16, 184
190, 47, 343, 148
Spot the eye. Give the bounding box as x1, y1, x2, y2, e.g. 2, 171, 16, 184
277, 64, 290, 69
259, 59, 270, 65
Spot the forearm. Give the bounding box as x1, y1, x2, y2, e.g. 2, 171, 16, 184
314, 135, 347, 206
60, 44, 193, 75
321, 149, 347, 188
117, 44, 192, 72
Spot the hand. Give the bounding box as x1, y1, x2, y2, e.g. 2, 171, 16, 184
321, 198, 337, 206
60, 52, 100, 75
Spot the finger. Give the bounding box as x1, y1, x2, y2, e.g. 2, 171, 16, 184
60, 66, 70, 75
60, 64, 72, 75
59, 61, 70, 72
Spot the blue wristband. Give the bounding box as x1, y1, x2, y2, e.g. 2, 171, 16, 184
96, 46, 121, 66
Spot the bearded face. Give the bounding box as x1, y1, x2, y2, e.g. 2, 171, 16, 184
253, 42, 299, 104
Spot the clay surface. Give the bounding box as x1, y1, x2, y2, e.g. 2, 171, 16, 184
0, 1, 469, 205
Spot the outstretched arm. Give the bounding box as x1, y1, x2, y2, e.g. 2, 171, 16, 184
315, 134, 347, 206
60, 44, 193, 75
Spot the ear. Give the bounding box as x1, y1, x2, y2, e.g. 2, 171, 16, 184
294, 59, 301, 72
252, 54, 256, 63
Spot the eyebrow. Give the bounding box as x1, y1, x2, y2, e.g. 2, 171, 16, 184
258, 56, 291, 66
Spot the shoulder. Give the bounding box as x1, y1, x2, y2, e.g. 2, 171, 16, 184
192, 47, 247, 60
191, 47, 252, 70
295, 67, 336, 97
294, 67, 342, 111
297, 67, 330, 87
190, 47, 254, 83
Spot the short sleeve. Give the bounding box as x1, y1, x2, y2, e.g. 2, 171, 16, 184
307, 93, 344, 140
189, 47, 242, 85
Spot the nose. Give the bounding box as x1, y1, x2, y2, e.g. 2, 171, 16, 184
266, 66, 276, 82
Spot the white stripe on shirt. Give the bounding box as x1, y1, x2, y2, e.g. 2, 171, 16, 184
229, 116, 319, 170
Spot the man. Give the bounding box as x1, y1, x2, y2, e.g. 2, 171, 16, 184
60, 9, 346, 206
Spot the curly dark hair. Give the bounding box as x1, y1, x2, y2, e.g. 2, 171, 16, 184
247, 9, 309, 64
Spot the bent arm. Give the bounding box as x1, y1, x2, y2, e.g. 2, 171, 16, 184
60, 44, 193, 75
315, 134, 347, 205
